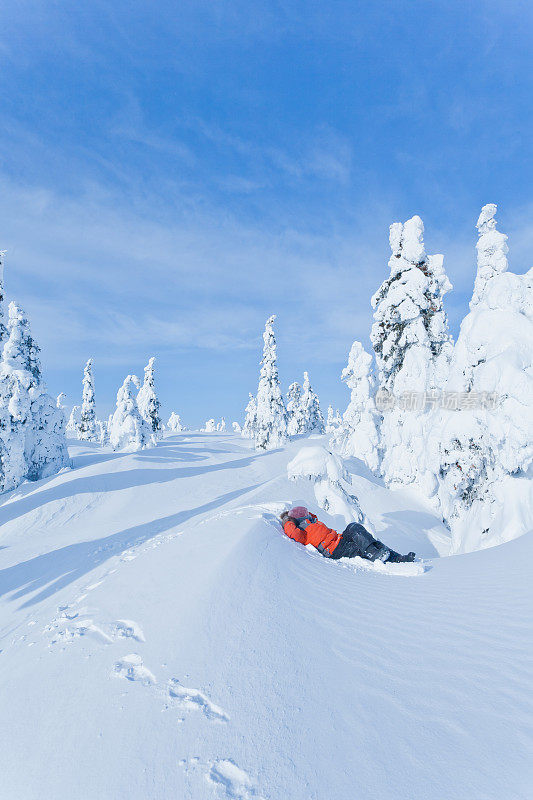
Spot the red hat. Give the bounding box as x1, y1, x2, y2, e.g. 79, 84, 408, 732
290, 506, 308, 519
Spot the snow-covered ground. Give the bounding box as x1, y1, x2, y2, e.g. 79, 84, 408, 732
0, 433, 531, 799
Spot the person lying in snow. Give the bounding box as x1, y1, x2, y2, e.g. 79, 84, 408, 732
280, 506, 416, 563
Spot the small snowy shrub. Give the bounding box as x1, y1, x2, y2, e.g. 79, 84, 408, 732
287, 446, 364, 525
167, 412, 184, 432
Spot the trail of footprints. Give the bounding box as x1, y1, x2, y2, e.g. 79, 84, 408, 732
43, 578, 262, 799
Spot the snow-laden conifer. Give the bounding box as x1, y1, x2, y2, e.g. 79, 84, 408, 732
232, 421, 241, 433
286, 382, 302, 436
470, 204, 509, 308
217, 417, 226, 432
56, 393, 68, 413
0, 302, 69, 485
371, 216, 453, 394
371, 216, 453, 489
0, 250, 7, 346
168, 412, 184, 432
434, 205, 533, 551
67, 405, 81, 436
203, 418, 216, 433
137, 357, 162, 438
109, 375, 154, 451
241, 394, 257, 439
332, 341, 381, 473
254, 315, 288, 450
78, 359, 99, 442
298, 372, 325, 435
325, 405, 342, 434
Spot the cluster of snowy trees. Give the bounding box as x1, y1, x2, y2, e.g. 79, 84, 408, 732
65, 356, 166, 452
0, 253, 69, 493
242, 315, 325, 450
331, 205, 533, 552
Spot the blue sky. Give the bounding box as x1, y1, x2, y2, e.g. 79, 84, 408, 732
1, 0, 532, 425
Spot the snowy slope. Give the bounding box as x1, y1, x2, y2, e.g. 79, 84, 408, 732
0, 433, 531, 800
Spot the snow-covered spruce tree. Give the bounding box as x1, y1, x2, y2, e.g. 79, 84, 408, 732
96, 419, 108, 445
434, 204, 533, 552
78, 359, 99, 442
370, 215, 453, 491
217, 417, 226, 432
298, 372, 325, 435
66, 405, 81, 436
254, 315, 288, 450
332, 341, 381, 473
56, 392, 68, 413
241, 393, 257, 439
286, 381, 302, 436
203, 418, 216, 433
137, 357, 162, 438
325, 405, 337, 434
470, 203, 509, 309
0, 302, 69, 485
0, 250, 7, 346
232, 421, 241, 433
167, 412, 184, 432
109, 375, 154, 452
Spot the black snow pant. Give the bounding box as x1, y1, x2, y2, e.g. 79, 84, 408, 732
330, 522, 404, 563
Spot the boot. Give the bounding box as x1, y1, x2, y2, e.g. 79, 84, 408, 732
386, 550, 416, 563
363, 541, 390, 562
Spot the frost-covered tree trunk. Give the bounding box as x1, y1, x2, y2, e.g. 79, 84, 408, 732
167, 412, 184, 432
137, 357, 162, 438
286, 382, 302, 436
371, 215, 453, 491
298, 372, 325, 435
0, 302, 69, 486
331, 341, 381, 473
109, 375, 154, 452
78, 359, 99, 442
436, 205, 533, 552
241, 394, 257, 439
254, 315, 288, 450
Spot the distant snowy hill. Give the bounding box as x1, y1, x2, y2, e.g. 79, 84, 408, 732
0, 433, 531, 800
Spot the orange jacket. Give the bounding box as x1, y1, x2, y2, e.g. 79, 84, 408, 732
283, 513, 342, 556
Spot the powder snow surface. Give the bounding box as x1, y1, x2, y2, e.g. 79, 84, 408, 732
0, 433, 531, 799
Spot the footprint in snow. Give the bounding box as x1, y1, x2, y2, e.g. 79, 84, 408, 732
168, 679, 229, 722
112, 619, 145, 642
46, 611, 145, 648
208, 759, 262, 799
113, 654, 156, 685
